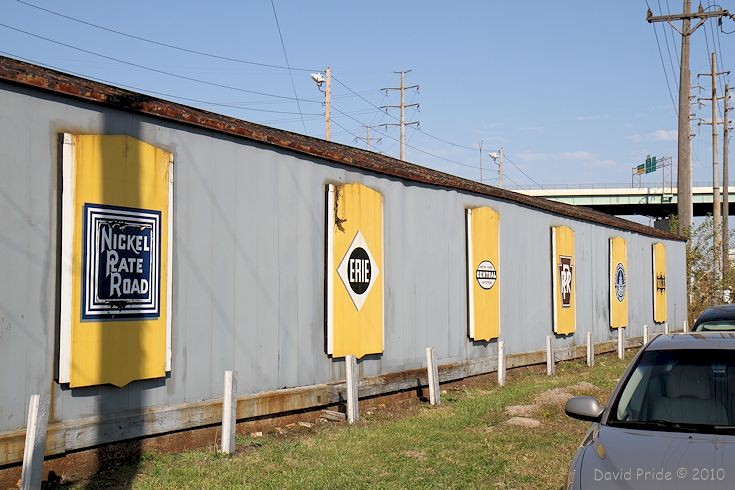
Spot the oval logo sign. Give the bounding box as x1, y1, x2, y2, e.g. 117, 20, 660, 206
614, 262, 626, 302
476, 260, 497, 290
347, 247, 371, 294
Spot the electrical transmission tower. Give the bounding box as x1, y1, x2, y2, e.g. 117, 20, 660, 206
354, 125, 383, 152
381, 70, 419, 161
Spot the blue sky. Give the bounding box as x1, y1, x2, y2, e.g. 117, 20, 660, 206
2, 0, 733, 189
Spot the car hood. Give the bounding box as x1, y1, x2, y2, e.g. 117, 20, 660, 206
577, 425, 735, 489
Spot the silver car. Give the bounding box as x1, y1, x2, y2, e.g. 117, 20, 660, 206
565, 333, 735, 489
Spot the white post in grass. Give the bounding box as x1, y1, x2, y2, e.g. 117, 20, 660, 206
546, 335, 555, 376
664, 322, 669, 335
20, 394, 50, 490
617, 327, 624, 360
221, 371, 237, 454
426, 347, 441, 405
683, 320, 688, 332
497, 340, 506, 387
586, 331, 594, 367
346, 354, 359, 423
643, 324, 649, 345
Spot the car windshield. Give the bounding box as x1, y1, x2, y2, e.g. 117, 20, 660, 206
609, 349, 735, 433
694, 320, 735, 332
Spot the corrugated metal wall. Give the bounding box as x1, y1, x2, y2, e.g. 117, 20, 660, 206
0, 81, 686, 434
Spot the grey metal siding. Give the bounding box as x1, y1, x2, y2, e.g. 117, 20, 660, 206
0, 82, 687, 434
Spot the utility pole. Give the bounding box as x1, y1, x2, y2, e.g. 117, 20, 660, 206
489, 148, 504, 189
354, 125, 382, 152
479, 139, 484, 183
310, 67, 331, 141
725, 84, 732, 276
698, 52, 728, 280
647, 1, 732, 235
497, 147, 504, 189
325, 67, 331, 141
381, 70, 419, 161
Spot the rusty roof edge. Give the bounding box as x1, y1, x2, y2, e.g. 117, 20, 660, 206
0, 55, 684, 242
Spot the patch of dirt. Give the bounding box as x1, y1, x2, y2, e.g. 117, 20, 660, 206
402, 450, 427, 460
534, 388, 574, 406
568, 381, 599, 393
504, 417, 542, 428
504, 404, 538, 417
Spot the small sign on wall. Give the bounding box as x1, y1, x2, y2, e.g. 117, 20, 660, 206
652, 242, 667, 323
551, 225, 576, 335
466, 207, 500, 341
609, 237, 628, 328
326, 183, 384, 359
59, 134, 173, 388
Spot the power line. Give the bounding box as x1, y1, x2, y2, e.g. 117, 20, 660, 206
657, 0, 680, 91
269, 0, 306, 133
330, 105, 482, 171
0, 22, 321, 103
665, 0, 681, 61
0, 49, 322, 117
503, 154, 544, 189
330, 119, 361, 141
332, 73, 545, 183
332, 74, 477, 151
646, 0, 679, 114
15, 0, 317, 72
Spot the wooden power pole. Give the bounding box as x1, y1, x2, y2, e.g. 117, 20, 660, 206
325, 67, 331, 141
647, 1, 732, 235
381, 70, 419, 161
725, 84, 732, 276
698, 52, 728, 279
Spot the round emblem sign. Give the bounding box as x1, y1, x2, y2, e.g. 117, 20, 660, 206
347, 247, 371, 294
476, 260, 497, 290
614, 262, 626, 302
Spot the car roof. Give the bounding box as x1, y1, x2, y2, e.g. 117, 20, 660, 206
647, 332, 735, 350
694, 304, 735, 324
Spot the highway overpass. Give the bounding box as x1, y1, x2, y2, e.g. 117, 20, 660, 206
515, 185, 735, 218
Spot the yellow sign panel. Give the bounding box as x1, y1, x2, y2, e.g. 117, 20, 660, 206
609, 237, 628, 328
552, 226, 576, 335
652, 242, 667, 323
60, 134, 173, 388
327, 183, 384, 359
466, 207, 500, 341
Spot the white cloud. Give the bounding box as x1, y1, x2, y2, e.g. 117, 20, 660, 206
517, 151, 549, 161
576, 115, 603, 121
559, 151, 594, 161
515, 150, 617, 169
627, 129, 677, 143
652, 129, 677, 141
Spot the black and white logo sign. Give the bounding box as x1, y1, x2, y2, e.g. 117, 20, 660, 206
82, 203, 161, 320
558, 255, 573, 308
614, 262, 626, 303
656, 274, 666, 294
337, 230, 380, 311
476, 260, 497, 290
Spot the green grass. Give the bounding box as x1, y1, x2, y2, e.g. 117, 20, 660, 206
70, 354, 630, 489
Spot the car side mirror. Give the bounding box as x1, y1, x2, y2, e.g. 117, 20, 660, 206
565, 396, 604, 422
